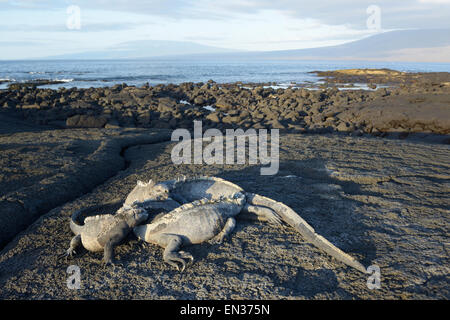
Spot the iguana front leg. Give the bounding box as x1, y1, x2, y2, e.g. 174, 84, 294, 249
60, 234, 81, 260
103, 235, 123, 266
210, 217, 236, 244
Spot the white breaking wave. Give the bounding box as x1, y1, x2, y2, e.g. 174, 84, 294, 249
202, 105, 216, 112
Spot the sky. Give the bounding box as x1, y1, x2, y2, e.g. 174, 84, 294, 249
0, 0, 449, 59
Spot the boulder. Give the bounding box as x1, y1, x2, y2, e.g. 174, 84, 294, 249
66, 114, 108, 128
206, 112, 221, 123
266, 119, 286, 129
2, 100, 16, 108
21, 104, 41, 110
104, 119, 121, 129
157, 98, 177, 112
336, 122, 351, 132
215, 98, 234, 110
222, 115, 241, 125
194, 96, 206, 105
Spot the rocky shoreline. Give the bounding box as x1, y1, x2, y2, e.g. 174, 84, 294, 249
0, 69, 449, 299
1, 69, 449, 141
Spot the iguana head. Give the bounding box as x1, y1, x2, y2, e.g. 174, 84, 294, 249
124, 179, 170, 206
119, 205, 149, 227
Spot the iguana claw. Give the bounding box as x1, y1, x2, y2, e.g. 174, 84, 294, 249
208, 236, 225, 245
164, 251, 194, 272
58, 248, 76, 261
179, 251, 194, 263
103, 260, 117, 271
267, 214, 283, 225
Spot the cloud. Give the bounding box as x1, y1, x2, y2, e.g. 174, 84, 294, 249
0, 40, 45, 46
418, 0, 450, 3
1, 0, 449, 29
0, 22, 143, 32
0, 0, 448, 59
187, 0, 450, 29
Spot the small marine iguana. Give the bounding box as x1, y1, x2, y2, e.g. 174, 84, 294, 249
63, 204, 148, 265
125, 176, 367, 273
133, 193, 246, 271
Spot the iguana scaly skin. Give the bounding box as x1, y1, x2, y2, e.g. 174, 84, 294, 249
133, 193, 246, 271
65, 204, 148, 265
125, 176, 367, 273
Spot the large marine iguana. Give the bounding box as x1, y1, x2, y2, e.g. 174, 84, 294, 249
125, 176, 367, 273
134, 193, 246, 271
63, 203, 148, 265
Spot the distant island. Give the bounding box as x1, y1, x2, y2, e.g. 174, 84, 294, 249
43, 29, 450, 63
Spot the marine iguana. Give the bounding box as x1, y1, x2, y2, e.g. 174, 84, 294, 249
125, 176, 367, 273
133, 193, 246, 271
63, 203, 148, 265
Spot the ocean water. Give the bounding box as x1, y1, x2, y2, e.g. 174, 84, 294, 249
1, 59, 449, 89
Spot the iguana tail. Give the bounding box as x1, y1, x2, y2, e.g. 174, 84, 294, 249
69, 201, 122, 235
246, 193, 367, 274
70, 209, 84, 235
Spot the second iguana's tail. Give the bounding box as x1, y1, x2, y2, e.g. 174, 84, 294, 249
69, 209, 85, 235
246, 193, 367, 274
69, 201, 123, 235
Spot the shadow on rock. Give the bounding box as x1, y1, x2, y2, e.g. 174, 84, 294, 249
218, 159, 377, 270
